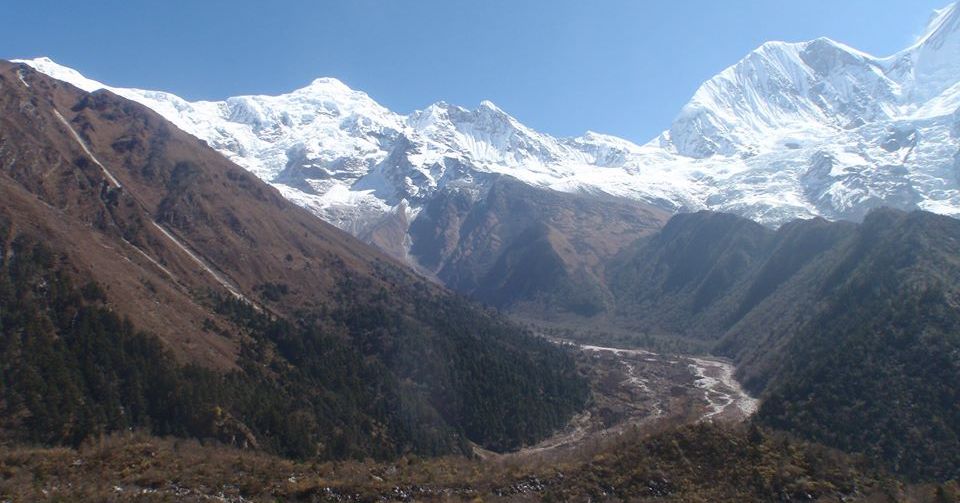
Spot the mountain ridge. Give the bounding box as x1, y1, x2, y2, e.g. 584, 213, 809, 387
13, 2, 960, 322
0, 60, 589, 458
601, 207, 960, 480
15, 2, 960, 233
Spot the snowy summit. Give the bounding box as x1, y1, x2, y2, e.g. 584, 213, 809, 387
17, 2, 960, 232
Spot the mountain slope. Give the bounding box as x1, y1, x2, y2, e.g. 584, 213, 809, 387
15, 58, 685, 232
409, 176, 667, 316
14, 2, 960, 319
747, 210, 960, 481
0, 60, 588, 458
607, 211, 775, 337
16, 57, 673, 315
606, 208, 960, 480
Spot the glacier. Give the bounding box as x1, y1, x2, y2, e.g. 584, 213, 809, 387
16, 1, 960, 236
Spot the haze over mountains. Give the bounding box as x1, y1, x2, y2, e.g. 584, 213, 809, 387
15, 2, 960, 323
2, 1, 960, 499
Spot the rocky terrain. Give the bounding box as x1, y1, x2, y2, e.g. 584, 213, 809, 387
16, 3, 960, 320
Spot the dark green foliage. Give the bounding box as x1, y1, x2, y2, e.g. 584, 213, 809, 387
253, 281, 289, 302
204, 281, 588, 458
214, 266, 589, 455
209, 293, 465, 459
755, 210, 960, 482
0, 228, 216, 447
0, 223, 587, 460
474, 223, 609, 317
608, 209, 960, 481
607, 211, 776, 338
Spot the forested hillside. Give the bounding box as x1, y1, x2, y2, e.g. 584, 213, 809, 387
0, 61, 588, 459
607, 209, 960, 481
0, 217, 587, 459
752, 210, 960, 481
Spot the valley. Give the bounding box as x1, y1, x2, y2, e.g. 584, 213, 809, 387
2, 1, 960, 500
687, 356, 758, 421
0, 340, 927, 502
513, 339, 759, 459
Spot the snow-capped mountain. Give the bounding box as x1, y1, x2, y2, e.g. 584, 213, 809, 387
18, 57, 696, 239
657, 2, 960, 222
17, 2, 960, 242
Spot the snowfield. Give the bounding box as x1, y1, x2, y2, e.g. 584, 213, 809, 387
18, 2, 960, 234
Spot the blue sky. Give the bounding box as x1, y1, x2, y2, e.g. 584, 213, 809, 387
2, 0, 950, 142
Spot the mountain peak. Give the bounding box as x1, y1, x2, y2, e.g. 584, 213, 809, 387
478, 99, 503, 112
13, 56, 107, 92
891, 1, 960, 102
303, 76, 352, 92
406, 101, 459, 130
27, 56, 56, 65
474, 100, 520, 127
804, 37, 876, 60
577, 130, 642, 151
288, 76, 381, 104
914, 1, 960, 50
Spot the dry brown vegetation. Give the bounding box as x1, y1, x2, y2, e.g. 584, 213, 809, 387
3, 422, 948, 502
0, 59, 589, 460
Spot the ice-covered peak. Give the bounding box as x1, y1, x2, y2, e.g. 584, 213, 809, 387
664, 33, 903, 158
255, 76, 394, 117
913, 1, 960, 51
889, 2, 960, 104
665, 41, 813, 158
289, 76, 388, 110
478, 99, 504, 113
13, 56, 108, 92
409, 99, 523, 135
303, 76, 352, 91
469, 100, 524, 127
573, 131, 643, 153
566, 131, 646, 168
191, 75, 405, 152
800, 37, 881, 73
406, 101, 456, 130
425, 100, 451, 110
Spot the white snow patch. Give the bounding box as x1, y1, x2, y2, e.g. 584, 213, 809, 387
52, 109, 122, 188
16, 69, 29, 88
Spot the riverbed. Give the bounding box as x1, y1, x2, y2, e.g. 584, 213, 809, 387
517, 340, 759, 455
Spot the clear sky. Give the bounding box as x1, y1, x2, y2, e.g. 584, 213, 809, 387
1, 0, 951, 143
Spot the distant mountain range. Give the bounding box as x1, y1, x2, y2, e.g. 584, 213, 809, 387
3, 1, 960, 486
19, 2, 960, 226
16, 2, 960, 320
